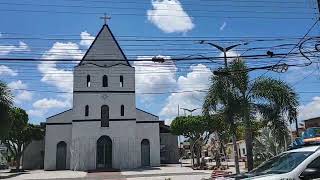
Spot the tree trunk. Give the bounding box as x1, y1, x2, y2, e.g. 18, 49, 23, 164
245, 129, 254, 171
243, 106, 254, 171
191, 144, 195, 167
232, 132, 240, 174
15, 144, 23, 171
196, 145, 201, 166
15, 153, 21, 170
215, 149, 221, 167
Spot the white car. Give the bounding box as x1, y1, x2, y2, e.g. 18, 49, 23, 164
225, 145, 320, 180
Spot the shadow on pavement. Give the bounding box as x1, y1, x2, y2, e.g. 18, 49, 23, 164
0, 172, 29, 179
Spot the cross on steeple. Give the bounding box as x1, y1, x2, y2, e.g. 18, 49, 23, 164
100, 13, 111, 25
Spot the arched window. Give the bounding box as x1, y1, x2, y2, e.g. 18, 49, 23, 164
101, 105, 109, 127
85, 105, 89, 116
120, 75, 123, 87
87, 75, 91, 87
103, 75, 108, 87
121, 105, 124, 116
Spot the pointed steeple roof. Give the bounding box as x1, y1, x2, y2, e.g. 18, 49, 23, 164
79, 25, 131, 67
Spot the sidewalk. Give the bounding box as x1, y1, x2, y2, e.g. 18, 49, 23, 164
0, 169, 87, 179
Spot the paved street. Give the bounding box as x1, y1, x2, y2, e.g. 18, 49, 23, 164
0, 165, 212, 180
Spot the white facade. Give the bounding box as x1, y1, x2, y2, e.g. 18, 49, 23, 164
44, 25, 160, 171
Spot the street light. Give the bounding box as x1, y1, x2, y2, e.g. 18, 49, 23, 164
199, 41, 248, 68
180, 107, 200, 116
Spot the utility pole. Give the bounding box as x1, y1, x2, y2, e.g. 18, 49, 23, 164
200, 41, 247, 174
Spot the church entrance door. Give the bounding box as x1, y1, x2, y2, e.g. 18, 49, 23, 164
141, 139, 150, 167
56, 141, 67, 170
96, 136, 112, 169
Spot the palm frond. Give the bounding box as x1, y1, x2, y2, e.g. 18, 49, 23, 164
251, 77, 298, 124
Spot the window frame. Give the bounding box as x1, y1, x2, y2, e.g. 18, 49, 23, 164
103, 75, 108, 87
87, 75, 91, 87
120, 75, 124, 87
85, 105, 89, 117
121, 105, 124, 116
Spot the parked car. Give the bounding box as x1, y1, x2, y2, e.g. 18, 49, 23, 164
223, 145, 320, 179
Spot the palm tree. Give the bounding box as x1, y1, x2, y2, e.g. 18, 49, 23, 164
203, 68, 243, 173
0, 81, 13, 138
253, 127, 288, 167
204, 59, 298, 172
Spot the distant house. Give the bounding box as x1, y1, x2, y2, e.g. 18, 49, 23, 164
226, 140, 246, 161
159, 122, 179, 164
179, 141, 191, 158
22, 141, 44, 169
304, 117, 320, 129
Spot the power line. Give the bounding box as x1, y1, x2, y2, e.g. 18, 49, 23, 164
0, 9, 314, 20
0, 2, 315, 15
249, 20, 319, 81
0, 51, 315, 62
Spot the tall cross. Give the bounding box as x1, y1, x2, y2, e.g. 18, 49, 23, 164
100, 13, 111, 25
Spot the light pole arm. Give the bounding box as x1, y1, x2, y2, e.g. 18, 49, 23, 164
205, 43, 225, 52
225, 43, 244, 51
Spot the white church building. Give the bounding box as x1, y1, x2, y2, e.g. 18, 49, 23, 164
44, 24, 162, 170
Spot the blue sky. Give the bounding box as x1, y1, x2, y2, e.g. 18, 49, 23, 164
0, 0, 319, 127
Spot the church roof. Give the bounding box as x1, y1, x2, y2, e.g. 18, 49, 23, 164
79, 24, 131, 67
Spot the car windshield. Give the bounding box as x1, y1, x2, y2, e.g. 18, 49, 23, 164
249, 152, 313, 175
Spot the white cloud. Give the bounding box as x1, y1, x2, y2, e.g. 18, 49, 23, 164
15, 91, 33, 102
38, 42, 83, 92
8, 80, 33, 104
27, 97, 71, 119
298, 96, 320, 121
147, 0, 194, 33
34, 33, 87, 119
220, 22, 227, 31
0, 65, 18, 76
33, 98, 69, 110
134, 56, 177, 95
79, 31, 95, 47
8, 80, 27, 89
27, 109, 45, 117
0, 41, 29, 56
219, 50, 239, 60
160, 64, 212, 121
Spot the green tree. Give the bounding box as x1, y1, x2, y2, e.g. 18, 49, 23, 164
203, 66, 243, 173
171, 116, 210, 167
1, 108, 44, 171
204, 59, 298, 171
0, 81, 13, 138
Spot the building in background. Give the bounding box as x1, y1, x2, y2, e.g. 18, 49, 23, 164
304, 117, 320, 129
159, 122, 179, 164
22, 141, 44, 169
226, 140, 246, 161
